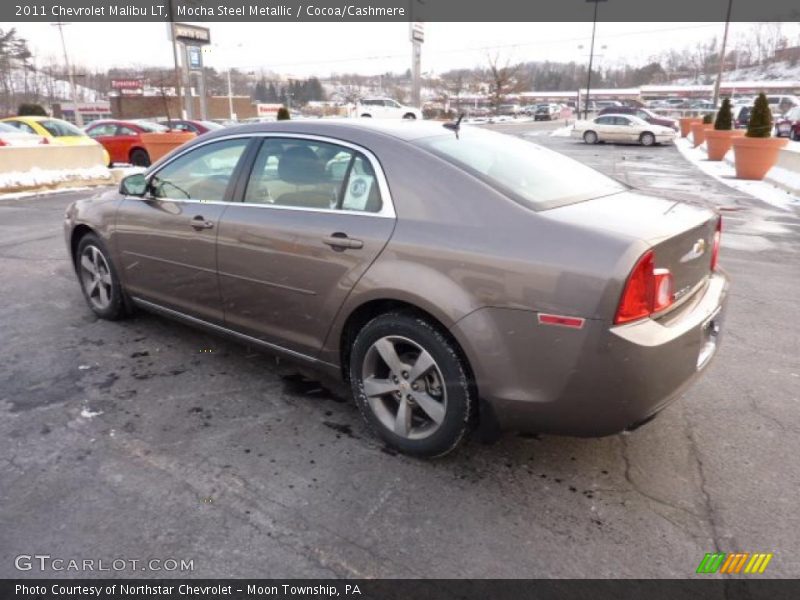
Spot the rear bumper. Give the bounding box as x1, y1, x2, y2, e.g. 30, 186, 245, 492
450, 271, 729, 436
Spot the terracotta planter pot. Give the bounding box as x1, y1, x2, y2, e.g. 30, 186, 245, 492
690, 122, 713, 147
679, 117, 702, 138
731, 136, 789, 180
140, 131, 196, 163
705, 129, 744, 161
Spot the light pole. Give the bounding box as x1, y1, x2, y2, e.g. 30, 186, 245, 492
713, 0, 734, 107
584, 0, 607, 120
52, 21, 83, 126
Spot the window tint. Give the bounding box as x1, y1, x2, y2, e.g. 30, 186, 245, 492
38, 119, 84, 137
87, 123, 117, 137
7, 120, 37, 134
415, 128, 624, 210
614, 117, 631, 126
150, 138, 248, 201
243, 138, 382, 213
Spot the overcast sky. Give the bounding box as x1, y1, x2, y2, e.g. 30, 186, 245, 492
12, 21, 800, 78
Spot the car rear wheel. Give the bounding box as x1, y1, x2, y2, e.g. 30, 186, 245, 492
360, 114, 372, 118
349, 312, 474, 457
130, 148, 150, 167
76, 234, 126, 320
583, 130, 598, 144
640, 132, 656, 146
403, 113, 417, 120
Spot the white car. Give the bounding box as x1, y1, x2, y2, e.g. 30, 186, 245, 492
356, 98, 422, 120
571, 114, 676, 146
0, 121, 47, 146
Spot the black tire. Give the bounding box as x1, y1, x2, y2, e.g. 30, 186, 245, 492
583, 130, 598, 144
130, 148, 151, 167
640, 132, 656, 146
75, 233, 127, 320
360, 113, 372, 118
791, 129, 799, 142
402, 113, 417, 120
349, 312, 474, 458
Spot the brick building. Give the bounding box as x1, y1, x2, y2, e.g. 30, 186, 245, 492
110, 95, 258, 121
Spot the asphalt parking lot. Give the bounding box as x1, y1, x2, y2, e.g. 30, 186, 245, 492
1, 122, 799, 579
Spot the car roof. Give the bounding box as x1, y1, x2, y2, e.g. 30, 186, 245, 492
198, 118, 450, 144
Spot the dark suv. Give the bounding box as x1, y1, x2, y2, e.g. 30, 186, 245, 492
598, 106, 678, 131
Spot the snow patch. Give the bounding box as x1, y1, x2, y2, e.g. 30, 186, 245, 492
80, 408, 103, 419
0, 166, 112, 193
549, 126, 574, 138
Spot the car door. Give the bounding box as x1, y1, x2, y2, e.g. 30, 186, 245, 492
593, 116, 615, 141
216, 135, 395, 358
613, 116, 638, 142
114, 137, 252, 323
85, 123, 119, 162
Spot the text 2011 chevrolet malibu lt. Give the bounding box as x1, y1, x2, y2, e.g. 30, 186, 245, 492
65, 120, 728, 457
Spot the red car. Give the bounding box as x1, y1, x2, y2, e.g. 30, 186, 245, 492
84, 119, 168, 166
775, 106, 800, 141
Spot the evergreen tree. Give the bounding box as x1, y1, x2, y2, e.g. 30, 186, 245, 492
746, 93, 772, 138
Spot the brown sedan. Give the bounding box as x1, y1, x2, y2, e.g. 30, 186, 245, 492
65, 120, 729, 457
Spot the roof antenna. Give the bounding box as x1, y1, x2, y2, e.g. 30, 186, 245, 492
443, 113, 465, 137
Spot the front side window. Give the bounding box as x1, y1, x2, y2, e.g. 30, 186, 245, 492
614, 117, 632, 126
595, 116, 614, 125
243, 138, 382, 213
415, 127, 624, 210
87, 123, 117, 137
149, 138, 249, 201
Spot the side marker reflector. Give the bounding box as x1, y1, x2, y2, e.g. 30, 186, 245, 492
538, 314, 585, 329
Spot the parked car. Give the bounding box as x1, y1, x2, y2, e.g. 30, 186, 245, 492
687, 100, 716, 110
158, 119, 225, 135
534, 103, 561, 121
766, 95, 800, 116
598, 106, 678, 131
64, 120, 727, 457
774, 106, 800, 140
593, 100, 623, 110
2, 115, 110, 164
0, 121, 48, 146
356, 97, 422, 120
732, 105, 752, 129
85, 119, 168, 167
496, 103, 523, 117
572, 114, 677, 146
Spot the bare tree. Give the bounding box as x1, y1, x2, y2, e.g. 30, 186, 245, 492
486, 52, 523, 113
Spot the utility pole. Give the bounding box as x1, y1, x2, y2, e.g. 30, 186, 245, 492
227, 69, 234, 120
584, 0, 607, 120
52, 21, 83, 126
713, 0, 734, 107
167, 0, 185, 120
409, 1, 425, 108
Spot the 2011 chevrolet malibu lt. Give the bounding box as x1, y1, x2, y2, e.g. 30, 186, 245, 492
65, 120, 728, 457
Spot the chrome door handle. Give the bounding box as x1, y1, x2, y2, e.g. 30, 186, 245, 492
190, 216, 214, 230
323, 234, 363, 250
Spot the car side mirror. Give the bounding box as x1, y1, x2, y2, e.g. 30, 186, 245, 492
119, 173, 148, 197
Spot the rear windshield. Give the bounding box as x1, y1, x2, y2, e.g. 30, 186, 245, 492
135, 121, 169, 132
38, 119, 84, 137
415, 127, 625, 210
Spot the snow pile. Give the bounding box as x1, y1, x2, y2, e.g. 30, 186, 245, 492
0, 166, 112, 193
550, 126, 574, 137
674, 137, 799, 211
670, 60, 800, 86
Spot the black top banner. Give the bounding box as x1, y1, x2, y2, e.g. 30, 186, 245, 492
4, 0, 800, 22
3, 579, 800, 600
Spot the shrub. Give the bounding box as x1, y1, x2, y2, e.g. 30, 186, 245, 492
746, 93, 772, 138
17, 103, 47, 116
702, 113, 714, 125
714, 98, 733, 130
277, 107, 290, 121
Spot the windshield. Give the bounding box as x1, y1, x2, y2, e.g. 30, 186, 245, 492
415, 127, 625, 210
0, 122, 21, 133
38, 119, 85, 137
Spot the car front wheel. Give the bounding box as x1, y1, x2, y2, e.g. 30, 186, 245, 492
349, 312, 474, 457
76, 234, 127, 320
403, 113, 417, 120
583, 130, 598, 144
640, 132, 656, 146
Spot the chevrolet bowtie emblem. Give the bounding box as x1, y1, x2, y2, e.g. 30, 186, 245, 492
681, 238, 707, 262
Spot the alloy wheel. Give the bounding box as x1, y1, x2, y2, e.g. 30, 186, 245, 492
361, 335, 447, 440
79, 245, 113, 311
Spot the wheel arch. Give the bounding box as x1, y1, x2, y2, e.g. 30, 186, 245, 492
69, 224, 96, 271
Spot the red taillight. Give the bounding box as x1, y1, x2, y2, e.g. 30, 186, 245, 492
614, 250, 675, 324
39, 136, 50, 144
710, 217, 722, 271
0, 138, 7, 147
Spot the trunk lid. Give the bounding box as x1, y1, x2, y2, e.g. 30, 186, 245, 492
545, 191, 718, 295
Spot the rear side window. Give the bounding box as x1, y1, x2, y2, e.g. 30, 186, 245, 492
415, 128, 624, 210
243, 138, 382, 213
7, 121, 37, 134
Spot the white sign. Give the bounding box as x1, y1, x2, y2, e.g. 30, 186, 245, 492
257, 103, 283, 116
410, 21, 424, 43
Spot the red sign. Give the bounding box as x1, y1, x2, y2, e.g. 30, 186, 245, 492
111, 79, 143, 90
